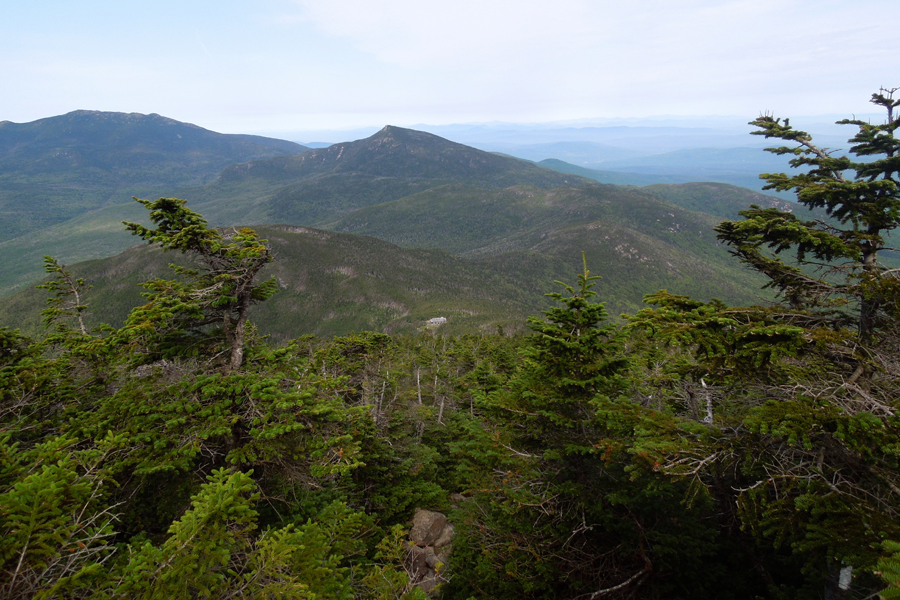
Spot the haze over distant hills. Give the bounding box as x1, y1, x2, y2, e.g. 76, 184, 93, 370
277, 115, 870, 196
277, 114, 870, 149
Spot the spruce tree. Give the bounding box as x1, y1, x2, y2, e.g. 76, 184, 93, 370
122, 198, 277, 371
628, 88, 900, 598
716, 87, 900, 342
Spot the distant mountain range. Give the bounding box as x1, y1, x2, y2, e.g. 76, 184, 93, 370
0, 121, 588, 296
0, 110, 810, 337
0, 110, 308, 243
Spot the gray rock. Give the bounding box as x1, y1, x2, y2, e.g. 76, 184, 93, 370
419, 574, 441, 595
410, 509, 448, 546
405, 544, 429, 578
433, 523, 455, 548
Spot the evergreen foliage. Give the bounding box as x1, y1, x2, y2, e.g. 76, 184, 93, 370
1, 89, 898, 599
123, 197, 278, 371
716, 87, 900, 340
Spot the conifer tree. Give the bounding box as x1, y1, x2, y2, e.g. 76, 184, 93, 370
504, 254, 627, 454
36, 256, 91, 337
123, 198, 277, 371
716, 87, 900, 342
458, 259, 723, 599
627, 88, 900, 598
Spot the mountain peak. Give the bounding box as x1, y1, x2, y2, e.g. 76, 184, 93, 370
49, 109, 204, 130
0, 111, 308, 244
0, 110, 307, 158
370, 125, 442, 143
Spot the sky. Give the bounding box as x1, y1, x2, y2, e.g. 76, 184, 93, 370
2, 0, 898, 136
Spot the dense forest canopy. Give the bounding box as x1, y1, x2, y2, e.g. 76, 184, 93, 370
1, 89, 900, 599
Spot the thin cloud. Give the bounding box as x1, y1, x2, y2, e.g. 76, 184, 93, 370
2, 0, 898, 131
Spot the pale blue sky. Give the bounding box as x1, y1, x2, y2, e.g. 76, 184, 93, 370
2, 0, 897, 135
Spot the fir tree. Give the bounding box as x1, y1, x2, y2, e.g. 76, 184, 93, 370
716, 87, 900, 342
123, 197, 277, 372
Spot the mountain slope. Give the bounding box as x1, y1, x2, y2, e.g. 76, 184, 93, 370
642, 182, 797, 220
328, 182, 770, 258
0, 110, 309, 242
188, 125, 589, 225
328, 182, 771, 311
0, 196, 770, 341
0, 226, 547, 339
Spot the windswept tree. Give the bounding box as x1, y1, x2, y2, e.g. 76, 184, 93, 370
123, 197, 277, 371
628, 88, 900, 599
716, 87, 900, 342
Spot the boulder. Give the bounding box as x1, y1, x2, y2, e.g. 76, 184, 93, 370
410, 509, 448, 546
405, 544, 429, 578
407, 508, 453, 597
419, 574, 440, 595
433, 523, 454, 548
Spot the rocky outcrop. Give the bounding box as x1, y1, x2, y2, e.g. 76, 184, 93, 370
406, 509, 454, 595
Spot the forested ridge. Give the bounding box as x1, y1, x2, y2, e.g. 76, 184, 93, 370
2, 91, 900, 599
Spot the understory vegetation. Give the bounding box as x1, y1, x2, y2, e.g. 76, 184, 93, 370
2, 91, 900, 599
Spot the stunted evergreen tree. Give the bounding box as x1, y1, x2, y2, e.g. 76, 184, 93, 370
500, 254, 628, 454
716, 87, 900, 343
627, 88, 900, 599
452, 259, 727, 599
123, 197, 277, 372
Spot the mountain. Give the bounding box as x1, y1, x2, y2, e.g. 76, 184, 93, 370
186, 125, 588, 226
0, 119, 791, 311
0, 110, 309, 242
0, 124, 591, 297
0, 121, 808, 336
0, 225, 546, 340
